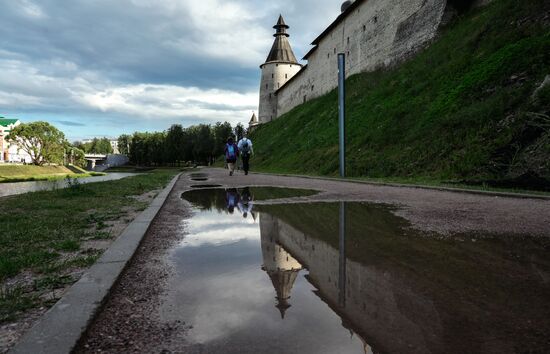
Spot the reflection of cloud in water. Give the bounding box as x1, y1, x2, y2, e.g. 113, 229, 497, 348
165, 202, 369, 353
180, 210, 259, 247
186, 269, 274, 343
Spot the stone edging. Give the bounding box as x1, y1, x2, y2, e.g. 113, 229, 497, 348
250, 171, 550, 200
10, 173, 182, 354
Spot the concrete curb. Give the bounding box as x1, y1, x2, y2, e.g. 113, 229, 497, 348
250, 171, 550, 200
10, 173, 182, 354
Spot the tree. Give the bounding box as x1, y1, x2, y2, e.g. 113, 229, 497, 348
165, 125, 185, 164
118, 134, 131, 156
68, 146, 86, 167
234, 123, 245, 142
87, 137, 113, 154
192, 124, 214, 165
6, 121, 67, 165
213, 122, 233, 158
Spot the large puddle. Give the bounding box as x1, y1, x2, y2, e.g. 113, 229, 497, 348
163, 187, 550, 354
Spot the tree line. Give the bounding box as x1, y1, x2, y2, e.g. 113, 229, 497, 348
73, 138, 113, 155
119, 122, 246, 166
6, 120, 247, 167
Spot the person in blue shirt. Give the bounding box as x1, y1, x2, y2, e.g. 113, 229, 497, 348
224, 137, 239, 176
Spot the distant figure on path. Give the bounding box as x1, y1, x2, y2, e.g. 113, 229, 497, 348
237, 134, 253, 175
224, 137, 239, 176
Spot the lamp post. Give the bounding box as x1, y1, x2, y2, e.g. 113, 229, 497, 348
338, 53, 346, 178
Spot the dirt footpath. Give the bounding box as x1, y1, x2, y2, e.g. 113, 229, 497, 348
76, 168, 550, 353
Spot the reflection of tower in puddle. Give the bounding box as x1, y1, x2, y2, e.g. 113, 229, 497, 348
260, 213, 303, 318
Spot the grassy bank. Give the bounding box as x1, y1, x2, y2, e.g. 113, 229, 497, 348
0, 165, 103, 183
0, 169, 178, 323
251, 0, 550, 189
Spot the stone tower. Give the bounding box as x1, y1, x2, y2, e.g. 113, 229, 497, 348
258, 15, 302, 124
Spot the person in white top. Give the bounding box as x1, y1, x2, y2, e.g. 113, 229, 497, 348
237, 134, 253, 175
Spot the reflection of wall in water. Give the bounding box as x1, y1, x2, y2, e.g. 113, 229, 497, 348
259, 213, 444, 354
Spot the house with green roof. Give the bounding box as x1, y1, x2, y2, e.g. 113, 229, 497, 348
0, 117, 24, 162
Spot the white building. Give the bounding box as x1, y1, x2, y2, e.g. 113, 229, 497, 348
0, 118, 32, 163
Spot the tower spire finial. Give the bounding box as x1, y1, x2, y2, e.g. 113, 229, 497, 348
273, 14, 290, 37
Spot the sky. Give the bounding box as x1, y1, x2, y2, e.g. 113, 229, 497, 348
0, 0, 343, 141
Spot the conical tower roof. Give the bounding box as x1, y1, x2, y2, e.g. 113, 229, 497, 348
249, 112, 258, 125
268, 270, 300, 319
264, 15, 299, 64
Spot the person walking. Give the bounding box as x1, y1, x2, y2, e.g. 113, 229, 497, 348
237, 134, 253, 175
224, 137, 239, 176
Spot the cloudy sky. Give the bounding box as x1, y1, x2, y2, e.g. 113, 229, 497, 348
0, 0, 342, 140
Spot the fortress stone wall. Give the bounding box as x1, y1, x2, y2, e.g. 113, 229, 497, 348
274, 0, 451, 117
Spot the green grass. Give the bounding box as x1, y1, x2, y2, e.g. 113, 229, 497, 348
0, 164, 104, 183
251, 0, 550, 189
0, 169, 179, 323
0, 165, 73, 177
0, 287, 38, 323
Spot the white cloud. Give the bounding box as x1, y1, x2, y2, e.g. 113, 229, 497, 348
77, 84, 258, 123
0, 57, 258, 125
0, 0, 343, 135
16, 0, 46, 19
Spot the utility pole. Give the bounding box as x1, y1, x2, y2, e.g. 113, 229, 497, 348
338, 53, 346, 178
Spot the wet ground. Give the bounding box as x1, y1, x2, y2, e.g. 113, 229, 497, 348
77, 169, 550, 354
0, 172, 138, 197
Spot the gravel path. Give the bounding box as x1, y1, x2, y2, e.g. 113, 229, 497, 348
201, 168, 549, 236
76, 168, 550, 353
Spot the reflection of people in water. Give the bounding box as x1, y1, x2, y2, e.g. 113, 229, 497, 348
225, 188, 240, 214
238, 187, 255, 221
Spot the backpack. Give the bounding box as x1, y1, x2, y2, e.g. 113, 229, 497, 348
227, 144, 236, 159
241, 140, 250, 154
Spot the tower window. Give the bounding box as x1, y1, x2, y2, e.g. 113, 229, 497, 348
285, 73, 288, 79
347, 37, 350, 44
265, 84, 268, 89
363, 24, 366, 31
327, 53, 330, 59
272, 74, 274, 78
334, 48, 336, 54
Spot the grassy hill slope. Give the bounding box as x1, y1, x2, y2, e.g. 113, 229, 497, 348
251, 0, 550, 189
0, 165, 88, 183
